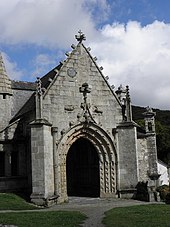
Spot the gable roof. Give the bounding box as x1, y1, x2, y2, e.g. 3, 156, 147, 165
42, 42, 121, 106
10, 40, 121, 122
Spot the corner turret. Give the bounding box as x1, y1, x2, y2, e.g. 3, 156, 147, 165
0, 53, 12, 131
116, 85, 132, 122
143, 106, 156, 133
0, 53, 12, 96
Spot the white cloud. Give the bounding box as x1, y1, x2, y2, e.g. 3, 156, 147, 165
89, 21, 170, 110
31, 53, 57, 78
0, 0, 98, 48
1, 0, 170, 110
1, 52, 23, 80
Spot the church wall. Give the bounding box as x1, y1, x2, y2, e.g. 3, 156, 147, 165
117, 123, 139, 197
35, 43, 124, 202
0, 142, 29, 192
42, 44, 122, 139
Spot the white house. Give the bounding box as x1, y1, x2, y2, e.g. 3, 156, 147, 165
158, 160, 169, 185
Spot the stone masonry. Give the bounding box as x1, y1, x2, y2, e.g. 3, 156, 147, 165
0, 31, 159, 205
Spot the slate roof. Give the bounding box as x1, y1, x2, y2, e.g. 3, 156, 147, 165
11, 93, 36, 122
10, 64, 61, 122
11, 80, 36, 91
40, 64, 62, 89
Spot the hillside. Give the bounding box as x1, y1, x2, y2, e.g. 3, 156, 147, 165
132, 106, 170, 164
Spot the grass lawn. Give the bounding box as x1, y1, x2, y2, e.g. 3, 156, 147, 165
102, 204, 170, 227
0, 211, 86, 227
0, 193, 39, 210
0, 193, 87, 226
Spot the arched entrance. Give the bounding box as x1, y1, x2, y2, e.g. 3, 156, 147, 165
66, 137, 100, 197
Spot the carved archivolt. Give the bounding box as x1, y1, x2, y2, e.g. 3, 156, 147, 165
56, 122, 117, 198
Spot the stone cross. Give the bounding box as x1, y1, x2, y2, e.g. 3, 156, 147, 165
79, 83, 92, 123
75, 30, 86, 43
79, 82, 91, 102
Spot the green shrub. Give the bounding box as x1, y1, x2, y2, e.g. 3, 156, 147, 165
165, 192, 170, 204
156, 185, 169, 201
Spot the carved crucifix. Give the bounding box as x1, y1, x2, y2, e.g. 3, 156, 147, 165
79, 82, 94, 123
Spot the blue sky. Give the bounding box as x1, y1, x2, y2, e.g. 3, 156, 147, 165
1, 0, 170, 109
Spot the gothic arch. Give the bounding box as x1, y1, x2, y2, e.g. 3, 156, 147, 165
56, 122, 117, 201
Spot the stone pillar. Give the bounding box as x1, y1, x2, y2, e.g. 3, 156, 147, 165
143, 107, 159, 201
117, 122, 138, 198
51, 127, 59, 196
125, 86, 132, 122
30, 119, 55, 206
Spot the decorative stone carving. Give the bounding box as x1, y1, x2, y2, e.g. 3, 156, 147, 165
64, 105, 74, 111
79, 83, 96, 123
93, 106, 103, 114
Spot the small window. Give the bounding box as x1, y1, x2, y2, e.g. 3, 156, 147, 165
0, 152, 5, 176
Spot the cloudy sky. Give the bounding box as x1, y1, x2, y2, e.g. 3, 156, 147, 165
1, 0, 170, 110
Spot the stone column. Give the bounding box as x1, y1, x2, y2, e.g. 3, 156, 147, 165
51, 127, 59, 196
143, 107, 159, 201
117, 122, 138, 198
30, 119, 54, 206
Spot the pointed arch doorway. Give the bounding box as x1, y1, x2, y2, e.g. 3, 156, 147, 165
66, 137, 100, 197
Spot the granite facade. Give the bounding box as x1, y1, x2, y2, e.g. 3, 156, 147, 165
0, 35, 159, 205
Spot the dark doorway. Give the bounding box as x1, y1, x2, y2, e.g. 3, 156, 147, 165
66, 138, 100, 197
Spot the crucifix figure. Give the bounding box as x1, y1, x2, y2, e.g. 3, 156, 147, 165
79, 83, 92, 123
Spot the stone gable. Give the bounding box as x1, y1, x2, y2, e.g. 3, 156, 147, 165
42, 43, 122, 135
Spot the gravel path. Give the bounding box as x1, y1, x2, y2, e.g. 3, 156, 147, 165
0, 197, 161, 227
48, 197, 155, 227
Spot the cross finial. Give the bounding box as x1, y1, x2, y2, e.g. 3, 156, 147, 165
75, 30, 86, 43
36, 77, 42, 96
126, 85, 130, 102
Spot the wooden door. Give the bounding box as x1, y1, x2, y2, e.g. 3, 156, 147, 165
66, 138, 100, 197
